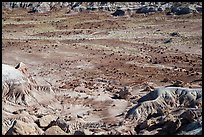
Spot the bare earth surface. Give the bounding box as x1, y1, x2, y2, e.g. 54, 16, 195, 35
2, 8, 202, 135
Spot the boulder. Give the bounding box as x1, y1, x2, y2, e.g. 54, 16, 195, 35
48, 117, 69, 133
5, 120, 43, 135
38, 115, 58, 128
177, 7, 192, 15
44, 126, 68, 135
112, 9, 125, 16
171, 6, 193, 15
171, 6, 180, 13
136, 6, 149, 14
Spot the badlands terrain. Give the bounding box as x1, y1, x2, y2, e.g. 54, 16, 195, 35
2, 3, 202, 135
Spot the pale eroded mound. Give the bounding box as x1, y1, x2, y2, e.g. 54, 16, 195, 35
2, 62, 52, 106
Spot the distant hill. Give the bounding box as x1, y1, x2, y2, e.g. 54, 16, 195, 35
2, 2, 202, 15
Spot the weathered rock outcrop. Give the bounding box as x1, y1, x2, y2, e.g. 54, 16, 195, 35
125, 87, 202, 135
2, 63, 56, 106
126, 87, 202, 121
2, 63, 37, 105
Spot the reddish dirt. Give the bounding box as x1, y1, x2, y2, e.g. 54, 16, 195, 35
2, 9, 202, 87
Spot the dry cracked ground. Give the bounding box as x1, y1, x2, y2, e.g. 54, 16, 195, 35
2, 8, 202, 135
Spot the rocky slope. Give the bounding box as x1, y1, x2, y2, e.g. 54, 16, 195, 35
2, 63, 202, 135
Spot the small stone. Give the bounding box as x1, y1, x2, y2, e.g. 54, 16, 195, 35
170, 32, 180, 37
164, 38, 172, 44
77, 115, 83, 118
